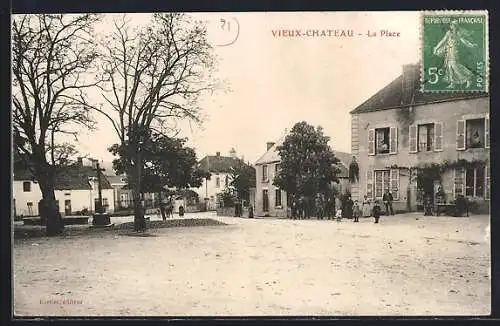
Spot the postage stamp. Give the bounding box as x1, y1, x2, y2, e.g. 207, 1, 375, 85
421, 11, 489, 92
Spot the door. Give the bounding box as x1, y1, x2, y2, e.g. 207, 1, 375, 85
64, 200, 72, 216
263, 190, 269, 212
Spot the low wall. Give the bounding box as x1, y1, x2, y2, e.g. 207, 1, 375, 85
217, 207, 235, 217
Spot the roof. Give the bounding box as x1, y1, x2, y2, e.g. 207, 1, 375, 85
350, 64, 489, 114
106, 175, 127, 185
14, 165, 113, 190
254, 131, 351, 178
198, 155, 244, 173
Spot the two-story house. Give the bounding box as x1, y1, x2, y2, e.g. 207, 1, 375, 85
350, 63, 489, 213
254, 132, 352, 217
194, 150, 247, 211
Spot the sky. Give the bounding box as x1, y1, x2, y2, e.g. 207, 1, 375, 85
70, 11, 420, 164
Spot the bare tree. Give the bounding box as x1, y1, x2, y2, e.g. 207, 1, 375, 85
12, 14, 101, 235
96, 13, 217, 231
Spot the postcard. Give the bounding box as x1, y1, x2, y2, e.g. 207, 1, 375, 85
12, 11, 490, 317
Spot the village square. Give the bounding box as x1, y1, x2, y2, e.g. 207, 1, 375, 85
12, 12, 490, 316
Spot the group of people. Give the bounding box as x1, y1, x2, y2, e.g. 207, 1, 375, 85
289, 190, 395, 224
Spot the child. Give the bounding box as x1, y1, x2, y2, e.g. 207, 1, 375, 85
352, 200, 361, 222
335, 207, 343, 222
372, 200, 382, 224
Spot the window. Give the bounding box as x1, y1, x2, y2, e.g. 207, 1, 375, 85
275, 163, 280, 175
465, 167, 485, 197
366, 169, 374, 199
216, 177, 220, 188
457, 116, 489, 150
262, 165, 268, 182
225, 175, 229, 186
275, 189, 282, 207
373, 169, 399, 199
454, 167, 465, 197
409, 122, 443, 153
23, 181, 31, 192
368, 127, 398, 155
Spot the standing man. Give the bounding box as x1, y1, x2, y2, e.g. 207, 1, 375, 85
383, 190, 394, 215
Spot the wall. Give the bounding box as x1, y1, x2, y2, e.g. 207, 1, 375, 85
13, 180, 115, 216
352, 97, 490, 213
193, 172, 232, 210
255, 161, 288, 217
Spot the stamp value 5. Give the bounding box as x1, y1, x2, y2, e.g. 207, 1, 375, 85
421, 11, 488, 92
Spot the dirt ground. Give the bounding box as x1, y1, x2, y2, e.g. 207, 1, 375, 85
13, 212, 491, 316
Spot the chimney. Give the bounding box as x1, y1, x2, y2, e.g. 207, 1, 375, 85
266, 142, 275, 151
401, 64, 417, 105
216, 151, 220, 157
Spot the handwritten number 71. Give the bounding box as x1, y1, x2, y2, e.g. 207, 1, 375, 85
220, 18, 230, 31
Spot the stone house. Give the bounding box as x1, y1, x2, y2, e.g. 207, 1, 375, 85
254, 132, 351, 217
13, 161, 115, 217
194, 149, 250, 210
349, 63, 489, 213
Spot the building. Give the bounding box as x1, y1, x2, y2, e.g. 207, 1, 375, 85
254, 132, 352, 217
350, 63, 489, 213
193, 149, 246, 210
13, 160, 115, 217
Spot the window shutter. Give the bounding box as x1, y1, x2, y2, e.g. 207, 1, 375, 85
485, 164, 490, 200
389, 127, 398, 154
453, 167, 465, 197
434, 122, 443, 151
366, 169, 373, 199
390, 169, 399, 200
485, 115, 490, 149
456, 120, 466, 150
368, 129, 375, 155
409, 125, 417, 153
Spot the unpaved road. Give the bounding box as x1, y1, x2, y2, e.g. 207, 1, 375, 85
13, 213, 490, 316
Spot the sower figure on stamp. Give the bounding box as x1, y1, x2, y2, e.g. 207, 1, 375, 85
383, 190, 394, 215
433, 19, 477, 89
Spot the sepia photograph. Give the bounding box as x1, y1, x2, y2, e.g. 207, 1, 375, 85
12, 10, 490, 316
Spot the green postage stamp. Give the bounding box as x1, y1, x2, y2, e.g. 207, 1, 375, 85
421, 11, 488, 92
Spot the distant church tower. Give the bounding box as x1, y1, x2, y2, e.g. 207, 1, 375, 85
229, 148, 237, 158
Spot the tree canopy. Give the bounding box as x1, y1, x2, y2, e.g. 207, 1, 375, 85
229, 160, 256, 201
109, 133, 210, 194
273, 121, 341, 198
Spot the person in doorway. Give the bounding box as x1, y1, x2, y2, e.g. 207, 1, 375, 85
248, 204, 254, 218
362, 195, 372, 217
382, 190, 394, 215
352, 200, 361, 222
372, 200, 382, 224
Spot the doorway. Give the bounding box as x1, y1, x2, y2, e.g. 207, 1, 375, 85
64, 199, 72, 216
262, 189, 269, 212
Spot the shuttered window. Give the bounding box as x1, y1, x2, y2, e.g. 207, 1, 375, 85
434, 122, 443, 151
390, 169, 399, 200
389, 127, 398, 154
366, 169, 373, 199
456, 120, 466, 150
485, 164, 490, 200
368, 129, 375, 155
409, 125, 417, 153
453, 167, 465, 197
485, 115, 490, 149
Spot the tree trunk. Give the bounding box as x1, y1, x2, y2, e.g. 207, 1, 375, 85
36, 164, 64, 236
128, 156, 146, 232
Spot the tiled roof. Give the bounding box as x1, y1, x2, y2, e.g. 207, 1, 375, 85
350, 64, 488, 114
14, 165, 112, 190
106, 175, 127, 185
198, 155, 244, 173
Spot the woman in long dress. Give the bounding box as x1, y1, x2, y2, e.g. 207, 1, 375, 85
362, 195, 372, 217
433, 19, 477, 89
